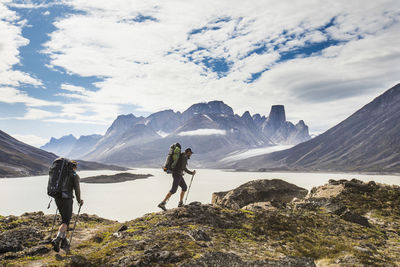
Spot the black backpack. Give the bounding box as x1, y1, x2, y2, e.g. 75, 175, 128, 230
47, 158, 73, 198
163, 143, 181, 172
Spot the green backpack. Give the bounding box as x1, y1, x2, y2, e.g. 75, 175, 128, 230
163, 143, 181, 173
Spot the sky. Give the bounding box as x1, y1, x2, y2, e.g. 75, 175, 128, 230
0, 0, 399, 147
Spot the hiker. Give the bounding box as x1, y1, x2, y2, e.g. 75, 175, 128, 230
51, 160, 84, 252
158, 148, 196, 210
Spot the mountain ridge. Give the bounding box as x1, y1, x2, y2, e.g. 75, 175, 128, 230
41, 101, 310, 167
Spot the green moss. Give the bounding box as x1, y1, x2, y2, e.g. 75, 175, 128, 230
225, 228, 256, 243
186, 224, 200, 230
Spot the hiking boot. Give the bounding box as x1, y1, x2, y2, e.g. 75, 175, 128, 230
158, 202, 167, 211
51, 237, 61, 252
178, 201, 184, 208
60, 238, 70, 250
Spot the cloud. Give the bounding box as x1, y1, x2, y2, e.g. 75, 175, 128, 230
60, 83, 89, 94
0, 1, 43, 87
21, 108, 57, 120
10, 133, 49, 147
0, 87, 59, 107
178, 129, 227, 136
2, 0, 400, 137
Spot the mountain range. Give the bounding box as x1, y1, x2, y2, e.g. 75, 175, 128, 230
230, 83, 400, 173
2, 84, 399, 175
41, 101, 311, 167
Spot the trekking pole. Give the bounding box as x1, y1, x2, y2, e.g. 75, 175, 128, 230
184, 173, 195, 204
50, 208, 58, 238
66, 203, 82, 254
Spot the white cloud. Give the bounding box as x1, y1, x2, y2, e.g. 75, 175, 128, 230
178, 129, 226, 136
11, 133, 49, 147
60, 83, 89, 94
0, 2, 43, 87
0, 87, 59, 107
1, 0, 399, 135
21, 108, 57, 120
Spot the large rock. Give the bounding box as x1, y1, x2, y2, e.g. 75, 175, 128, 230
0, 226, 43, 254
212, 179, 308, 209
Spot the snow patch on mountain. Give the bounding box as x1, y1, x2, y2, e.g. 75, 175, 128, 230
203, 114, 213, 121
178, 129, 226, 136
220, 145, 293, 163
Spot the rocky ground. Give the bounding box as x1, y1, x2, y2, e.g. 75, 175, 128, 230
80, 172, 153, 183
1, 178, 399, 266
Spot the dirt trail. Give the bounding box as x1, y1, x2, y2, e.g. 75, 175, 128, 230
29, 223, 114, 266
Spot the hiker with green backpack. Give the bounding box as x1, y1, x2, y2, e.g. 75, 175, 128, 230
48, 158, 84, 252
159, 145, 196, 210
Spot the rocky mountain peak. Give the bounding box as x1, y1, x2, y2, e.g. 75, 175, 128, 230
241, 111, 252, 121
268, 105, 286, 126
105, 113, 140, 136
182, 100, 234, 121
296, 120, 306, 128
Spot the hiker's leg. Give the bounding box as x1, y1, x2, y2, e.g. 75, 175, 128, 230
169, 173, 181, 195
162, 191, 172, 203
57, 198, 72, 237
179, 190, 185, 202
52, 198, 71, 252
179, 178, 187, 202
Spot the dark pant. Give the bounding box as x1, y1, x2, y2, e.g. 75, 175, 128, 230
170, 172, 187, 194
55, 198, 73, 225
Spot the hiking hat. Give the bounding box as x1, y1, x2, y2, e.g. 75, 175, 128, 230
185, 148, 194, 154
71, 160, 78, 168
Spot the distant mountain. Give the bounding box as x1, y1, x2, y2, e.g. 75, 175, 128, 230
138, 110, 183, 135
0, 130, 128, 178
181, 100, 234, 122
261, 105, 310, 144
41, 134, 77, 157
73, 101, 310, 167
41, 134, 102, 159
231, 84, 400, 173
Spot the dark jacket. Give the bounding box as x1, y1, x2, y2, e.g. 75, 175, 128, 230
62, 170, 81, 202
172, 153, 194, 175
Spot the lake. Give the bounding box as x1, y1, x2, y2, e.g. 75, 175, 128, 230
1, 168, 399, 222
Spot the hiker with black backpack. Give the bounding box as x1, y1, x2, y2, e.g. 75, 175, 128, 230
159, 147, 196, 211
48, 158, 84, 252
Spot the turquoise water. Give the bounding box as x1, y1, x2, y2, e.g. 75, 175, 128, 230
0, 168, 399, 222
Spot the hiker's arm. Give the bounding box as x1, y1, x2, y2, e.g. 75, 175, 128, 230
184, 167, 195, 175
73, 173, 82, 204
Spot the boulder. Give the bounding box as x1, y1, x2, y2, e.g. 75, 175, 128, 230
212, 179, 308, 209
340, 210, 370, 227
0, 226, 43, 254
189, 229, 211, 241
242, 201, 277, 212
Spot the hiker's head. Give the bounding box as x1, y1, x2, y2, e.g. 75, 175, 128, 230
71, 160, 78, 170
185, 148, 193, 159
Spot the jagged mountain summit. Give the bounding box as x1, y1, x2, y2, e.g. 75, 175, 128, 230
231, 83, 400, 173
41, 100, 311, 167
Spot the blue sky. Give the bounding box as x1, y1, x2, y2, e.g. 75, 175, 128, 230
0, 0, 399, 147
